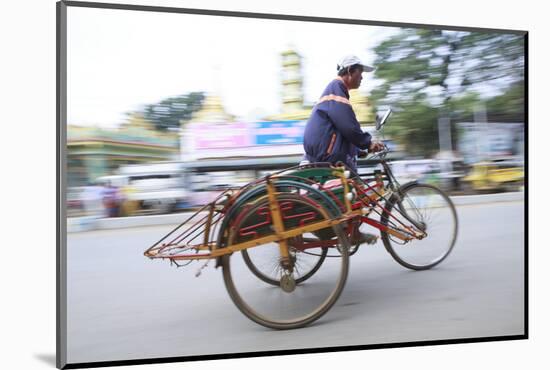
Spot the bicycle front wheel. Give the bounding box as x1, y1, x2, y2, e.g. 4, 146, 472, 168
381, 183, 458, 270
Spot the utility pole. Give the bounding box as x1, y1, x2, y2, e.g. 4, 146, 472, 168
474, 103, 489, 160
438, 115, 452, 154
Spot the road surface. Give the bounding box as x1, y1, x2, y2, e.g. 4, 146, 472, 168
66, 201, 525, 364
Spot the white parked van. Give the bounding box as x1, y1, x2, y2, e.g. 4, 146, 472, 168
98, 162, 188, 215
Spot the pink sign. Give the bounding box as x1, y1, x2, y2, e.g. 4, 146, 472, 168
192, 122, 251, 149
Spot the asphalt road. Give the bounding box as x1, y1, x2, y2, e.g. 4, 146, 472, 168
66, 201, 525, 364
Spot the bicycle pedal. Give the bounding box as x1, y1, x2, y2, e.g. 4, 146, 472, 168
364, 235, 378, 245
352, 232, 378, 245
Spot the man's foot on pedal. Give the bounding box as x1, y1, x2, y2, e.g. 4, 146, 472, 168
351, 232, 378, 245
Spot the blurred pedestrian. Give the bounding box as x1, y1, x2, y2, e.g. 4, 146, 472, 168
82, 181, 105, 217
119, 183, 138, 217
102, 182, 121, 218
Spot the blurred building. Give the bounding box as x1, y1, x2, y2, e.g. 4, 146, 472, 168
180, 94, 242, 161
67, 114, 179, 186
457, 122, 524, 164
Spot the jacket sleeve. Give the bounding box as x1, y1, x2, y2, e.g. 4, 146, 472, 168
325, 86, 372, 150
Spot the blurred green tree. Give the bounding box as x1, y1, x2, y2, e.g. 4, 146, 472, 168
485, 81, 524, 122
370, 29, 524, 156
382, 98, 440, 157
131, 92, 205, 132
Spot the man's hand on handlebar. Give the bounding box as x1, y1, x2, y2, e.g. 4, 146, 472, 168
368, 140, 385, 153
358, 141, 386, 158
357, 150, 368, 158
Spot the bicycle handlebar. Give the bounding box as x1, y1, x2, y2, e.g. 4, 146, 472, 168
358, 143, 390, 160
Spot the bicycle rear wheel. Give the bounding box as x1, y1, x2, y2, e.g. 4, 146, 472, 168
222, 193, 349, 329
381, 183, 458, 270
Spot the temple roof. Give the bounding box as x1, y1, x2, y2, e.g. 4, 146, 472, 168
187, 94, 235, 124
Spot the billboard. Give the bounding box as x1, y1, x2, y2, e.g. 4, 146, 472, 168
253, 121, 306, 145
192, 122, 251, 149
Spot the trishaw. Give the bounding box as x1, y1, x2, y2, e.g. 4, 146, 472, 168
144, 110, 458, 329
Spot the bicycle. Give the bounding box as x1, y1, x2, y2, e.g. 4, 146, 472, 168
144, 108, 458, 329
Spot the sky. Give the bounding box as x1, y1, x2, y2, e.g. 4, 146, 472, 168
67, 7, 400, 128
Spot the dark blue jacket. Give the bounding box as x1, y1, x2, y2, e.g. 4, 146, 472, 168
303, 78, 372, 171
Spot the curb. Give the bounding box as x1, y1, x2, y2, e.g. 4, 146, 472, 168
450, 191, 524, 206
67, 191, 524, 233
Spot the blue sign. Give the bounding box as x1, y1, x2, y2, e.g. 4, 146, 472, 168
253, 121, 306, 145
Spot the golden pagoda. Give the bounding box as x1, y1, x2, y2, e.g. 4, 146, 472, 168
265, 48, 313, 121
349, 89, 375, 125
266, 47, 375, 127
186, 94, 235, 124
